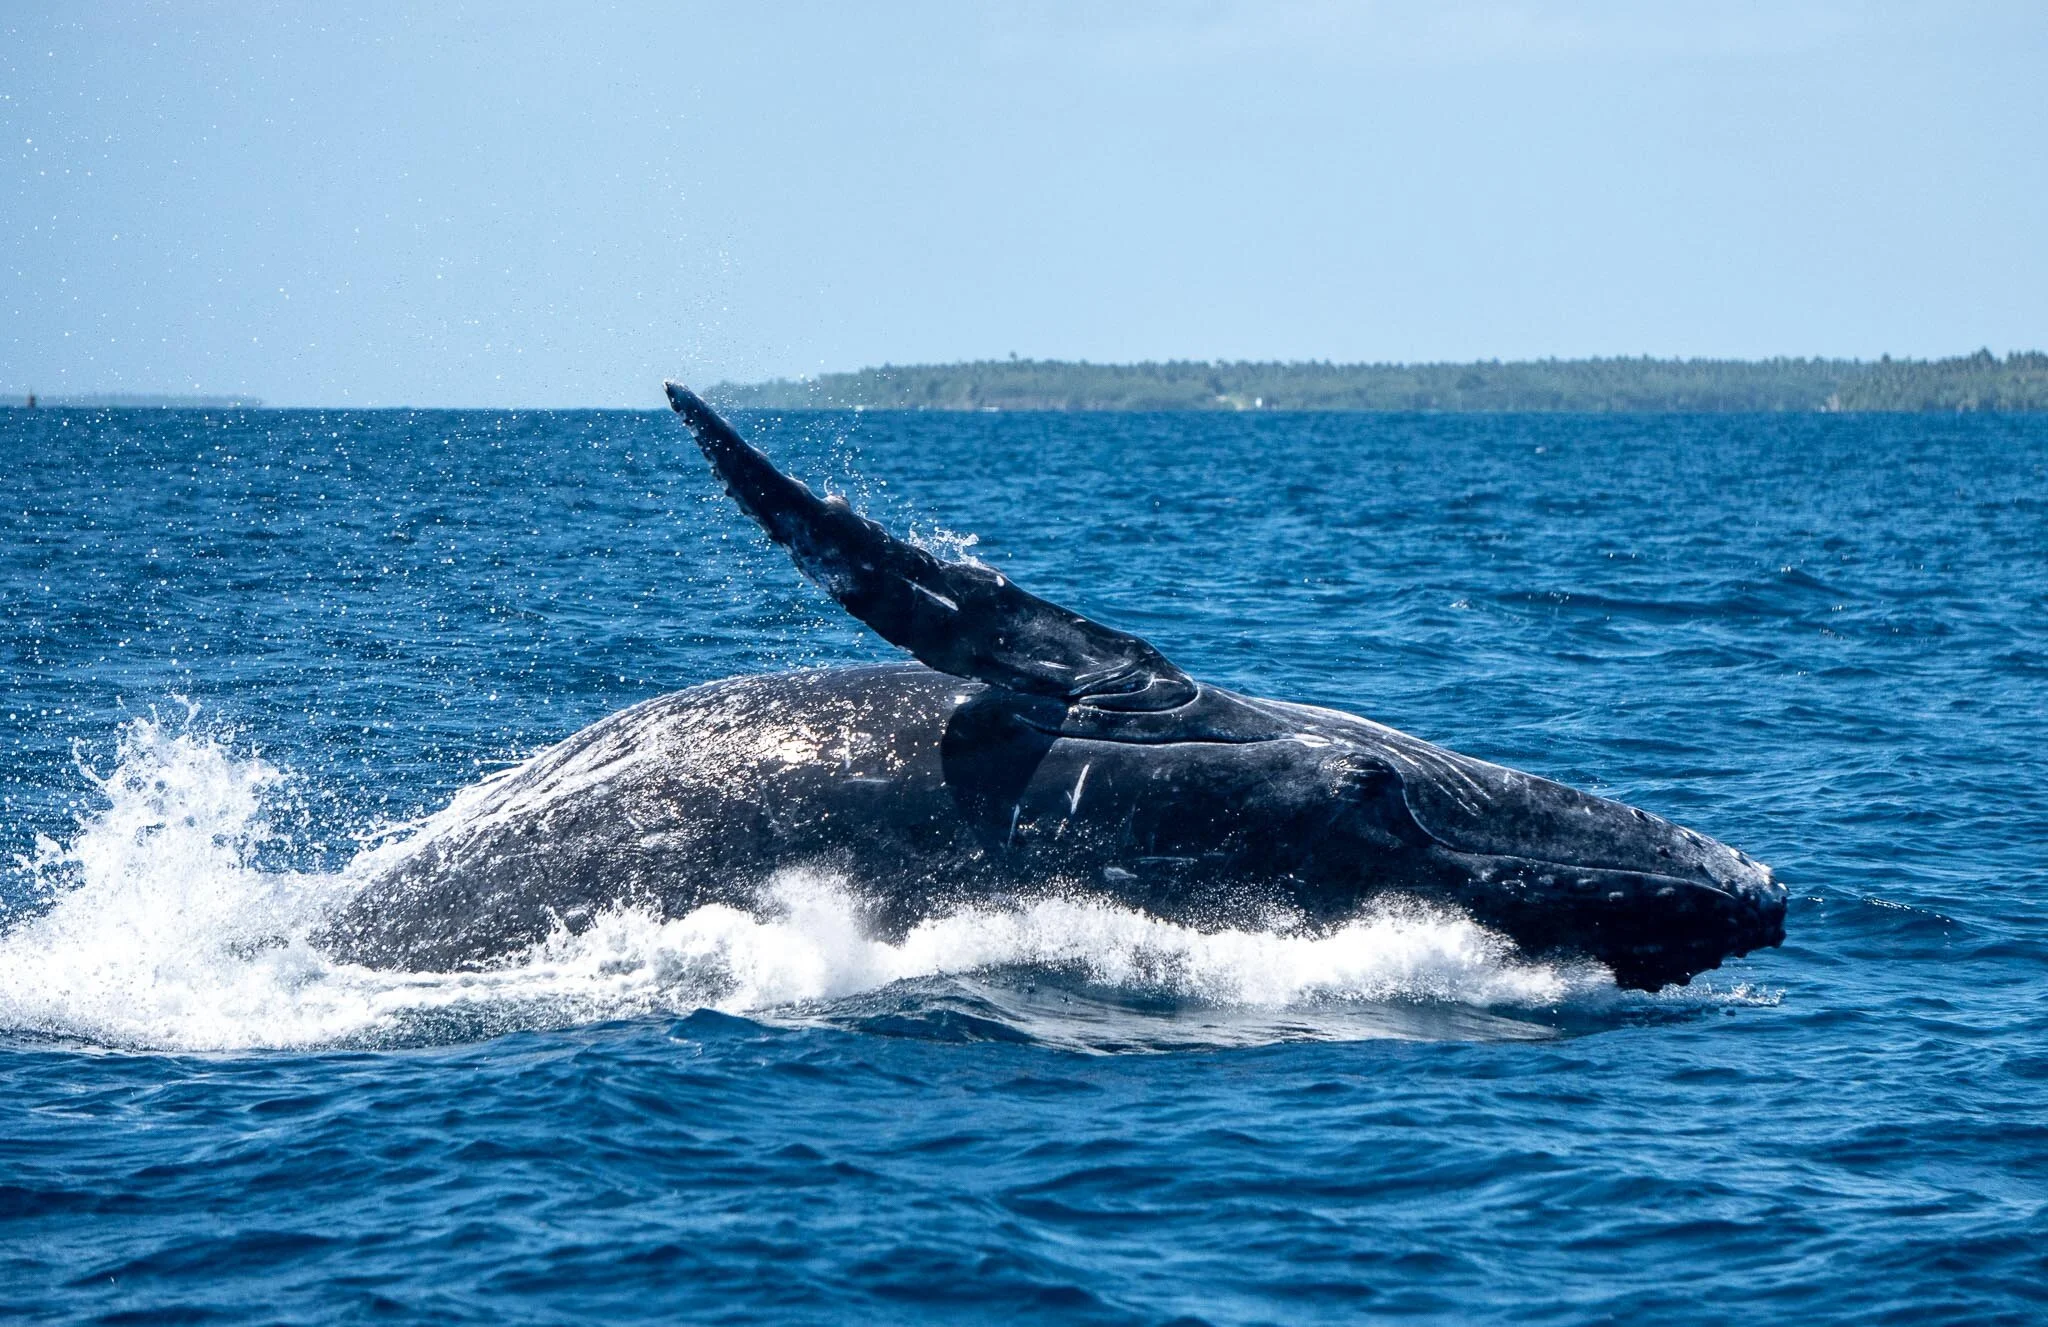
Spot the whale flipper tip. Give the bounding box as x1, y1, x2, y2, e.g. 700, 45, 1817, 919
668, 389, 1198, 710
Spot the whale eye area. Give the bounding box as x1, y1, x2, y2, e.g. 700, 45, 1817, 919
1330, 754, 1401, 801
1324, 755, 1429, 853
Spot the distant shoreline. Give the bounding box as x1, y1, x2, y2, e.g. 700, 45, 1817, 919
716, 351, 2048, 414
12, 351, 2048, 413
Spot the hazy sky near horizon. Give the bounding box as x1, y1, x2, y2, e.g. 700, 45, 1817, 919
4, 2, 2045, 406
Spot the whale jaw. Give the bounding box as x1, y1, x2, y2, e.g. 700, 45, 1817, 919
1430, 848, 1787, 990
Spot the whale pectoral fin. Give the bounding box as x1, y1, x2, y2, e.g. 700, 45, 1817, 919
666, 381, 1198, 710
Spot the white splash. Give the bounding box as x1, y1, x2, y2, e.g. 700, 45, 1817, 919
0, 718, 1771, 1053
907, 525, 987, 566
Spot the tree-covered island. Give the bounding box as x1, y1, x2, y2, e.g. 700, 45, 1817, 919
715, 351, 2048, 412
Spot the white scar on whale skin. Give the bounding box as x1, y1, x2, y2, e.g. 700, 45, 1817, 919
910, 582, 960, 613
1069, 763, 1092, 815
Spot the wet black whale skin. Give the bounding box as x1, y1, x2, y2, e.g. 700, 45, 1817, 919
327, 662, 1785, 991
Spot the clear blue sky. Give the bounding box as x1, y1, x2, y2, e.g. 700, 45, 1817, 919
5, 2, 2045, 406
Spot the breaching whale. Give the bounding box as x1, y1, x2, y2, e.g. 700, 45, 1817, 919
321, 384, 1786, 991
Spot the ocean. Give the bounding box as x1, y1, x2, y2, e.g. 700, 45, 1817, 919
3, 406, 2044, 1323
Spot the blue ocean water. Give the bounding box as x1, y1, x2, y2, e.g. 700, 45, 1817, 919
2, 406, 2045, 1324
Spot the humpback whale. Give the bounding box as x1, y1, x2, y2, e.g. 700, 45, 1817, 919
322, 385, 1786, 991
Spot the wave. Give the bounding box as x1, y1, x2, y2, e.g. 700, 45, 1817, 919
0, 716, 1776, 1053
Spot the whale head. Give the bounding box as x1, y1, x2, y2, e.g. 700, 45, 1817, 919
1323, 742, 1787, 990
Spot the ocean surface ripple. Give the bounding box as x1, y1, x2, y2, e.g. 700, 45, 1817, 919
3, 408, 2045, 1324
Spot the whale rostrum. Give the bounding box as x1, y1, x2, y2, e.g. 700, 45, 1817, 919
319, 384, 1787, 991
